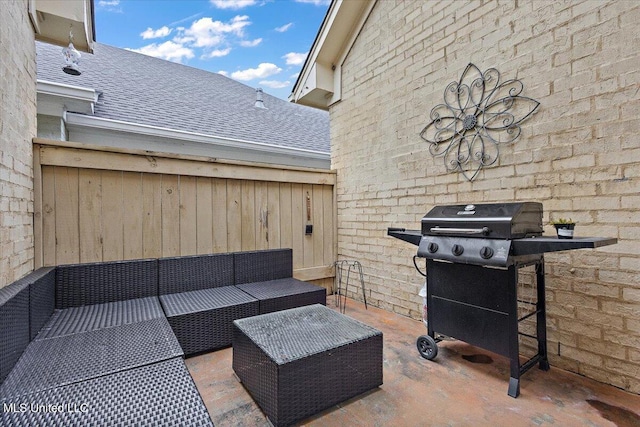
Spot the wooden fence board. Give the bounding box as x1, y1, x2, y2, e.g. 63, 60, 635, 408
34, 142, 335, 283
42, 166, 56, 267
212, 178, 228, 253
196, 177, 213, 255
226, 179, 241, 252
254, 181, 267, 250
302, 184, 314, 268
179, 176, 197, 256
102, 170, 124, 261
291, 184, 304, 269
279, 182, 292, 252
55, 167, 80, 265
123, 172, 144, 260
142, 173, 162, 259
267, 182, 280, 249
161, 175, 180, 257
312, 184, 324, 268
241, 181, 256, 251
322, 185, 334, 265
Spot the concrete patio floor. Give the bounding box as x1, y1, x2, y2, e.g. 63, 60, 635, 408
186, 298, 640, 427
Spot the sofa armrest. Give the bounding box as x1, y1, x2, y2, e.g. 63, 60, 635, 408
0, 277, 30, 384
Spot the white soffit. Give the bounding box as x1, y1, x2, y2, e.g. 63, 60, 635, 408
30, 0, 95, 53
289, 0, 375, 110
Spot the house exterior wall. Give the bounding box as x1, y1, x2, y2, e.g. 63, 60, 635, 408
37, 115, 67, 140
331, 0, 640, 392
0, 0, 36, 288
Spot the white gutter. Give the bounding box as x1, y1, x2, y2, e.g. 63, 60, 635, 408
65, 113, 330, 161
37, 80, 98, 104
37, 80, 97, 115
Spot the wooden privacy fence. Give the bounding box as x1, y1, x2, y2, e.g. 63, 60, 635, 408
33, 139, 336, 290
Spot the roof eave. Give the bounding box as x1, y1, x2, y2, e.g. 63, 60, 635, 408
289, 0, 376, 110
30, 0, 96, 53
64, 113, 331, 169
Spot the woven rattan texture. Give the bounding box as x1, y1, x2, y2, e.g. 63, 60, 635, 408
0, 358, 214, 426
160, 286, 257, 316
0, 318, 183, 398
233, 305, 383, 427
28, 267, 56, 340
161, 287, 258, 355
36, 297, 165, 340
159, 253, 235, 295
236, 278, 326, 314
234, 249, 293, 284
234, 304, 380, 363
0, 280, 30, 385
55, 259, 158, 309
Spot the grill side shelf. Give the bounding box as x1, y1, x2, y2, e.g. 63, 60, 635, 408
511, 237, 617, 256
387, 228, 422, 246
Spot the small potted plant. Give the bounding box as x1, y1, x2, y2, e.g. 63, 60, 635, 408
550, 218, 576, 239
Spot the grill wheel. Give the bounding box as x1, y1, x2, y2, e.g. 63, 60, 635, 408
416, 335, 438, 360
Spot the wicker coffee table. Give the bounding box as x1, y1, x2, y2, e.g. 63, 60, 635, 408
232, 304, 383, 427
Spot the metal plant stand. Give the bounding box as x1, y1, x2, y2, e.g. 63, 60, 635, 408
334, 260, 367, 313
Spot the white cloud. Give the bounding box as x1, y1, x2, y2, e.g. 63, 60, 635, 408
240, 38, 262, 47
128, 41, 194, 63
275, 23, 293, 33
141, 26, 172, 39
282, 52, 307, 66
290, 72, 300, 79
202, 48, 232, 59
218, 71, 229, 76
97, 0, 122, 12
178, 16, 251, 48
259, 80, 291, 89
210, 0, 257, 9
231, 63, 282, 81
294, 0, 331, 5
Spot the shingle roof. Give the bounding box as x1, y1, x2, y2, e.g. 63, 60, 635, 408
36, 42, 329, 153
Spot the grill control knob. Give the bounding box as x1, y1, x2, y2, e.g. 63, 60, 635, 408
480, 246, 494, 259
427, 242, 439, 253
451, 244, 464, 256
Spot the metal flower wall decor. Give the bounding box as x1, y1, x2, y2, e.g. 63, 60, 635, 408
419, 63, 540, 181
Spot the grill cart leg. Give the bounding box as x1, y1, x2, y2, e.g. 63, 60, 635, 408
536, 260, 550, 371
508, 258, 549, 398
507, 265, 521, 398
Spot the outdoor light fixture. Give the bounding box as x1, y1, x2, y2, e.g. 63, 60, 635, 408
62, 29, 81, 76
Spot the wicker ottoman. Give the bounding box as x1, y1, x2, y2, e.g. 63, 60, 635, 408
232, 304, 383, 427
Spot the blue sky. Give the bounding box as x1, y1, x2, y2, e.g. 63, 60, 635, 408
94, 0, 330, 100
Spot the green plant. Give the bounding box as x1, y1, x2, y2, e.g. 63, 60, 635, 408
550, 218, 575, 225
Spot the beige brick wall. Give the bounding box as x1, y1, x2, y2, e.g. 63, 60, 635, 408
0, 0, 36, 288
331, 0, 640, 392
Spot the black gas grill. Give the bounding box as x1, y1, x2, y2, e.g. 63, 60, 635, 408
388, 202, 616, 397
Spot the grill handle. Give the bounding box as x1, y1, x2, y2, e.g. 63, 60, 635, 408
430, 226, 490, 235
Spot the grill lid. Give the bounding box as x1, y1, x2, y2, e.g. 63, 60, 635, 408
422, 202, 543, 239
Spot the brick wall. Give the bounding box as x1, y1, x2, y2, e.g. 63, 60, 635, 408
0, 0, 36, 288
331, 0, 640, 393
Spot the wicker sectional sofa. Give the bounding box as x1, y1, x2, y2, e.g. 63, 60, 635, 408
0, 249, 326, 426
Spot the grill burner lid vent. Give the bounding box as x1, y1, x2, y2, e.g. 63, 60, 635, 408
422, 202, 543, 239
